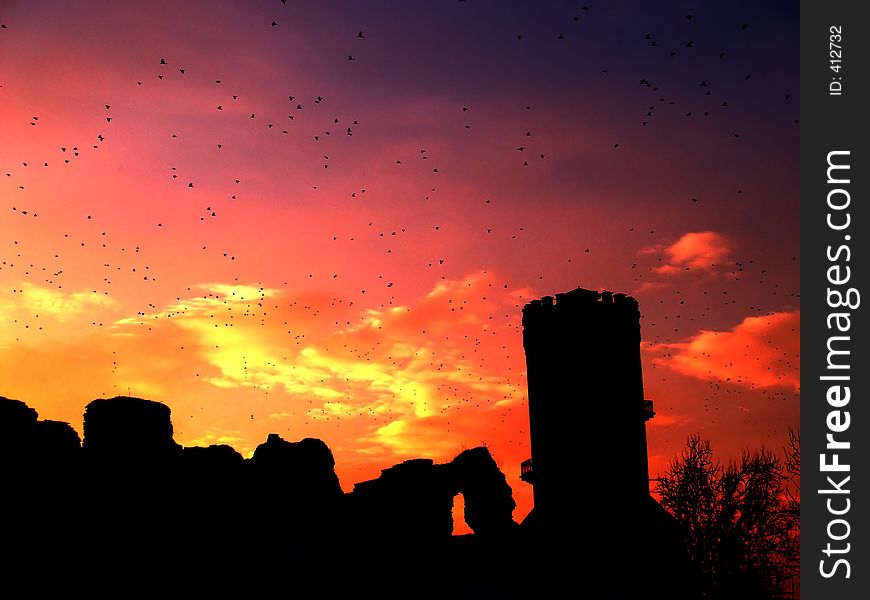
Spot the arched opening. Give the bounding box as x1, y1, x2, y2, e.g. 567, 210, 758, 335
451, 492, 472, 535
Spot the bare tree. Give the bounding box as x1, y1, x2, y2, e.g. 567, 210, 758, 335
656, 435, 798, 599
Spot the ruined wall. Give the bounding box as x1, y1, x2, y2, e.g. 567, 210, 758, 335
347, 447, 518, 545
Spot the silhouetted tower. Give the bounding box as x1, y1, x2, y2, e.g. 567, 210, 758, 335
520, 288, 655, 531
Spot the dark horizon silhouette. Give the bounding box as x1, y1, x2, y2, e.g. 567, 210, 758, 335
1, 287, 699, 598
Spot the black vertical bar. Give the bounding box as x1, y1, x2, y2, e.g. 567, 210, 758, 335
801, 1, 868, 598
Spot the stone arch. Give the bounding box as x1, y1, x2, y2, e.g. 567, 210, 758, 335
444, 447, 517, 538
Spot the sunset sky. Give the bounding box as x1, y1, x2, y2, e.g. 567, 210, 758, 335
0, 0, 799, 528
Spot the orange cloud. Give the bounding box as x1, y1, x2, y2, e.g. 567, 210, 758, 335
648, 310, 800, 390
651, 231, 732, 275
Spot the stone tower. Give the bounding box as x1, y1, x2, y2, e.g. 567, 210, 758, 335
520, 288, 655, 531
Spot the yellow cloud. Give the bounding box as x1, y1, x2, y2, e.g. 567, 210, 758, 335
0, 283, 117, 327
369, 418, 459, 457
0, 272, 527, 466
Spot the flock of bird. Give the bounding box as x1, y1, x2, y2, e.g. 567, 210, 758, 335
0, 3, 799, 446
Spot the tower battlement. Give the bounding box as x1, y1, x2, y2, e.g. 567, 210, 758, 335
522, 287, 639, 323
